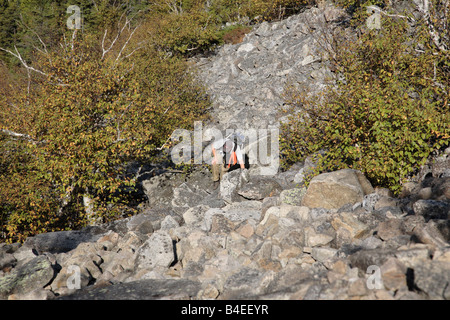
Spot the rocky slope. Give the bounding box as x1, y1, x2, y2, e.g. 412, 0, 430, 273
1, 163, 449, 300
1, 4, 449, 300
194, 3, 344, 131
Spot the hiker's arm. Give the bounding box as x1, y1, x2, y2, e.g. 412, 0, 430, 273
211, 139, 224, 165
212, 148, 220, 165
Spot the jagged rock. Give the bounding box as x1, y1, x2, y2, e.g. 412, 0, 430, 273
23, 226, 106, 254
220, 170, 242, 204
1, 5, 449, 301
377, 219, 406, 241
136, 231, 175, 270
331, 211, 370, 241
183, 205, 211, 228
311, 247, 338, 263
160, 215, 180, 231
395, 244, 431, 268
141, 172, 185, 208
221, 200, 262, 222
302, 169, 374, 209
237, 176, 282, 200
7, 288, 55, 300
412, 199, 449, 221
221, 268, 270, 299
172, 182, 210, 211
50, 242, 104, 295
59, 279, 202, 300
126, 213, 155, 235
210, 214, 236, 235
412, 261, 450, 300
347, 278, 368, 297
380, 257, 407, 291
116, 231, 148, 255
0, 255, 55, 299
176, 230, 221, 266
303, 224, 334, 247
279, 188, 307, 206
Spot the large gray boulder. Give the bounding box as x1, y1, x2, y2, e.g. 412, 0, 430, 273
23, 226, 106, 254
237, 176, 283, 200
58, 279, 202, 300
136, 231, 175, 270
302, 169, 374, 209
0, 255, 55, 299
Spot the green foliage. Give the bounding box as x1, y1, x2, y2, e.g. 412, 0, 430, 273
280, 16, 450, 194
245, 0, 313, 21
143, 8, 222, 55
0, 15, 210, 242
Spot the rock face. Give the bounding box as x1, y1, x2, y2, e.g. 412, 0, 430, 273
194, 4, 346, 131
1, 4, 449, 301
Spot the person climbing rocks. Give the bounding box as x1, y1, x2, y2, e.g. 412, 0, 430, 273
211, 133, 249, 189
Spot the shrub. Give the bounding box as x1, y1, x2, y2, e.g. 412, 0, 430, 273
0, 23, 210, 242
280, 16, 450, 194
245, 0, 314, 21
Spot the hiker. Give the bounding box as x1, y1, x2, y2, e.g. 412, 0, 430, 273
211, 134, 249, 189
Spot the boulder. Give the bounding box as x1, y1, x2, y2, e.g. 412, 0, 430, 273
380, 257, 407, 291
311, 247, 338, 263
279, 188, 307, 206
221, 268, 269, 299
136, 231, 175, 270
302, 169, 374, 209
59, 279, 202, 300
23, 226, 106, 254
183, 205, 211, 228
331, 211, 370, 240
237, 176, 282, 200
222, 200, 262, 223
141, 171, 185, 208
172, 182, 210, 211
377, 219, 406, 241
412, 261, 450, 300
412, 199, 449, 221
220, 170, 242, 204
126, 213, 155, 235
0, 255, 55, 299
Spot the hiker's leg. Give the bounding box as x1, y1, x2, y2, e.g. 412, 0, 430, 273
221, 165, 229, 179
212, 163, 221, 182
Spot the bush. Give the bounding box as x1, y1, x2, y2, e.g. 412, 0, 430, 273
280, 16, 450, 194
245, 0, 313, 21
0, 22, 210, 242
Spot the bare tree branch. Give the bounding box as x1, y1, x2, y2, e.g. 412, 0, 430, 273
71, 28, 78, 52
416, 0, 448, 52
0, 46, 47, 77
18, 14, 50, 58
0, 45, 69, 89
0, 129, 45, 145
114, 25, 139, 63
102, 12, 130, 59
